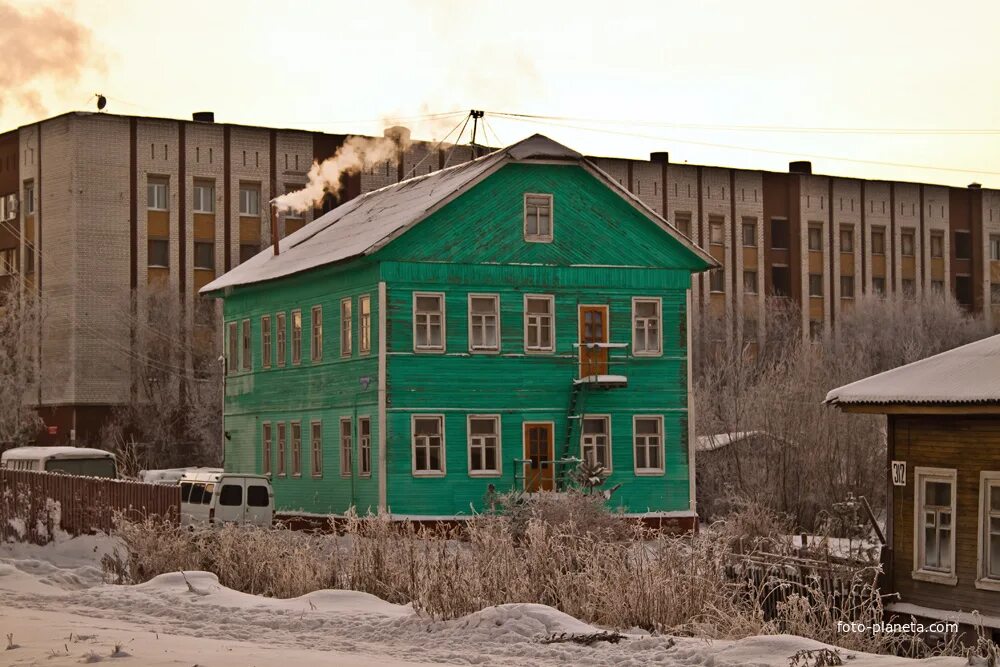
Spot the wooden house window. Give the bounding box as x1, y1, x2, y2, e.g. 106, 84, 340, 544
524, 193, 553, 242
276, 312, 287, 367
291, 422, 302, 477
340, 418, 352, 477
412, 415, 445, 475
632, 298, 661, 356
468, 415, 501, 476
914, 467, 957, 585
359, 295, 371, 355
277, 423, 287, 477
311, 421, 323, 478
340, 298, 352, 357
468, 294, 499, 352
524, 295, 554, 353
311, 305, 323, 362
358, 417, 371, 477
291, 309, 302, 365
262, 423, 272, 476
413, 293, 445, 352
581, 416, 611, 471
978, 472, 1000, 589
633, 416, 663, 474
261, 315, 272, 368
241, 319, 251, 371
227, 322, 238, 373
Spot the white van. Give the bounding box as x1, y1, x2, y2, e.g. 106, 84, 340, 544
179, 471, 273, 528
1, 446, 118, 479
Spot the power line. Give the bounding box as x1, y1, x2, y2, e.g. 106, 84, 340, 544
443, 114, 473, 168
401, 115, 469, 180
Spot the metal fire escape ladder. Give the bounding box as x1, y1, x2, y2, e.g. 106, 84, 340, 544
562, 382, 586, 462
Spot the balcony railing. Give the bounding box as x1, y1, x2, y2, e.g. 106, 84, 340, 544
512, 457, 580, 492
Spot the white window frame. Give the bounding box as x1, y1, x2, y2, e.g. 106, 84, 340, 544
340, 297, 352, 358
523, 294, 555, 354
291, 421, 302, 477
901, 228, 916, 257
978, 471, 1000, 591
276, 312, 287, 367
239, 184, 260, 216
358, 416, 372, 478
359, 294, 371, 355
631, 297, 662, 357
468, 293, 500, 353
413, 292, 445, 353
261, 315, 272, 369
580, 414, 612, 472
991, 236, 1000, 262
340, 418, 352, 477
311, 420, 323, 478
311, 305, 323, 362
912, 466, 958, 585
523, 193, 553, 242
411, 414, 446, 477
467, 414, 502, 477
633, 415, 664, 475
193, 181, 215, 213
147, 179, 168, 211
291, 309, 302, 365
262, 422, 272, 477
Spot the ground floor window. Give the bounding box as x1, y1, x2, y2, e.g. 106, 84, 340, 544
277, 423, 287, 477
633, 416, 663, 473
412, 415, 445, 475
359, 417, 371, 477
311, 421, 323, 477
340, 418, 353, 477
291, 422, 302, 477
980, 472, 1000, 587
581, 416, 611, 470
262, 423, 272, 476
468, 415, 501, 476
914, 467, 957, 583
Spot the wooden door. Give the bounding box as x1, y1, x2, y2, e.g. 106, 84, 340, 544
523, 423, 554, 492
579, 305, 608, 377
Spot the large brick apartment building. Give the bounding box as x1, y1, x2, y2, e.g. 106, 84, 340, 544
2, 110, 1000, 444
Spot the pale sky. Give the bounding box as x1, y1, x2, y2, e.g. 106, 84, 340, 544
5, 0, 1000, 187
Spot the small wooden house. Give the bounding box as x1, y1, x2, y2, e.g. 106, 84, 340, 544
200, 135, 715, 524
826, 335, 1000, 629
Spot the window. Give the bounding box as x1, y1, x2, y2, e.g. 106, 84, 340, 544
413, 293, 445, 351
992, 284, 1000, 305
901, 228, 915, 257
277, 423, 287, 476
276, 313, 287, 367
808, 223, 822, 251
338, 298, 352, 357
709, 268, 725, 293
771, 265, 790, 297
311, 305, 323, 362
955, 231, 972, 260
902, 278, 916, 297
147, 179, 168, 210
261, 315, 272, 368
193, 181, 215, 213
931, 231, 944, 258
291, 309, 302, 365
241, 319, 251, 371
412, 415, 445, 475
311, 421, 323, 477
872, 277, 886, 295
632, 298, 661, 355
991, 235, 1000, 261
291, 422, 302, 476
932, 280, 945, 294
147, 239, 169, 268
915, 467, 957, 583
979, 473, 1000, 587
674, 211, 692, 238
957, 275, 974, 307
227, 322, 238, 373
871, 227, 886, 255
840, 275, 855, 299
262, 423, 272, 476
0, 248, 16, 276
219, 485, 241, 506
809, 320, 823, 341
840, 226, 854, 253
524, 193, 553, 242
743, 270, 758, 295
469, 294, 499, 352
340, 419, 352, 476
359, 295, 371, 355
284, 185, 304, 219
809, 274, 823, 297
239, 243, 259, 264
358, 417, 371, 477
239, 185, 260, 216
741, 218, 757, 247
770, 218, 789, 249
524, 295, 554, 352
194, 241, 214, 270
581, 416, 611, 470
24, 182, 34, 215
247, 485, 269, 507
709, 217, 724, 245
633, 416, 663, 474
468, 415, 501, 476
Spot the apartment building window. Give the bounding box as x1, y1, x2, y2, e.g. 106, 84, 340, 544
902, 278, 916, 297
147, 239, 169, 268
991, 235, 1000, 261
525, 295, 554, 352
524, 193, 553, 242
931, 231, 944, 258
581, 416, 611, 470
262, 423, 272, 476
277, 423, 287, 477
674, 211, 692, 238
932, 280, 945, 294
311, 305, 323, 362
468, 415, 501, 476
241, 319, 251, 371
0, 248, 16, 276
955, 231, 972, 260
709, 217, 724, 245
872, 277, 886, 296
412, 415, 445, 475
261, 315, 272, 368
276, 312, 287, 367
291, 422, 302, 477
770, 218, 789, 249
871, 227, 886, 255
632, 298, 661, 355
358, 417, 371, 477
23, 182, 34, 215
284, 185, 305, 220
291, 309, 302, 365
633, 416, 664, 474
193, 181, 215, 213
469, 294, 500, 352
992, 284, 1000, 305
741, 218, 757, 247
840, 275, 855, 299
771, 266, 791, 297
914, 467, 957, 582
901, 228, 915, 257
339, 298, 352, 357
359, 295, 371, 355
227, 322, 238, 373
147, 178, 168, 210
809, 320, 823, 341
743, 270, 758, 295
414, 293, 445, 352
311, 421, 323, 477
808, 274, 823, 297
840, 226, 854, 253
957, 275, 974, 307
340, 418, 352, 477
709, 268, 725, 293
194, 241, 214, 270
239, 184, 260, 216
979, 473, 1000, 585
807, 223, 823, 251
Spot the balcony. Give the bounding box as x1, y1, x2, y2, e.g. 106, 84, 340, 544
572, 342, 628, 388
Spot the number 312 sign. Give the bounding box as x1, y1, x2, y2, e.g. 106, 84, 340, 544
891, 461, 906, 486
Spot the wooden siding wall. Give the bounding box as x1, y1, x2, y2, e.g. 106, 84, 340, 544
891, 415, 1000, 616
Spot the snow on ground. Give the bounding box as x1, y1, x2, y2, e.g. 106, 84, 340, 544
0, 536, 969, 666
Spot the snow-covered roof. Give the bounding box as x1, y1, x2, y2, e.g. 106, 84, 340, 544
200, 134, 715, 293
696, 432, 768, 453
825, 334, 1000, 407
1, 446, 115, 460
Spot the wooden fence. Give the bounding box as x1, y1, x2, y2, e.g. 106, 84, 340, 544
0, 470, 180, 544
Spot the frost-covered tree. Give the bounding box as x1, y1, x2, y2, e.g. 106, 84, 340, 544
0, 284, 42, 447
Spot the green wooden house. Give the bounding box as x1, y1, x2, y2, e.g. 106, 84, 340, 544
200, 135, 716, 525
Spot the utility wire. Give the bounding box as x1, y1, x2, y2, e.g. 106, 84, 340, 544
401, 115, 469, 180
443, 114, 473, 168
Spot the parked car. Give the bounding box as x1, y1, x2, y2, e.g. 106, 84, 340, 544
179, 471, 273, 527
1, 446, 118, 479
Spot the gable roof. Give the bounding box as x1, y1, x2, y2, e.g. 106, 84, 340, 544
824, 334, 1000, 408
201, 134, 716, 294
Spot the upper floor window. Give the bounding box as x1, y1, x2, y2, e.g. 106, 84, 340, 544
359, 295, 372, 355
770, 218, 789, 249
632, 298, 661, 356
709, 217, 724, 245
284, 185, 305, 219
340, 298, 352, 357
872, 276, 886, 296
901, 228, 915, 257
148, 239, 169, 268
311, 421, 323, 478
807, 223, 822, 251
990, 235, 1000, 261
261, 315, 272, 369
741, 218, 757, 247
413, 293, 445, 352
839, 226, 854, 253
262, 423, 272, 477
915, 467, 957, 583
227, 322, 238, 373
23, 182, 34, 215
276, 312, 287, 367
743, 270, 758, 295
241, 319, 251, 371
291, 309, 302, 365
340, 418, 352, 477
412, 415, 445, 476
709, 268, 725, 293
674, 211, 692, 238
311, 305, 323, 362
871, 227, 886, 256
524, 294, 554, 353
147, 179, 168, 211
931, 231, 944, 259
193, 181, 215, 213
469, 294, 499, 352
277, 423, 287, 477
239, 184, 260, 216
524, 193, 553, 242
840, 275, 855, 299
581, 416, 611, 471
955, 231, 972, 260
194, 241, 215, 270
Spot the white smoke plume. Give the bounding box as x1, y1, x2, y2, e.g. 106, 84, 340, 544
272, 132, 411, 214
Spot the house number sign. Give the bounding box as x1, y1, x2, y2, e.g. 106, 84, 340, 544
891, 461, 906, 486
